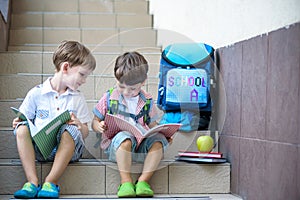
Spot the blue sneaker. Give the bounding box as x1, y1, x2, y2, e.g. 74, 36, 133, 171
14, 182, 40, 199
37, 182, 60, 199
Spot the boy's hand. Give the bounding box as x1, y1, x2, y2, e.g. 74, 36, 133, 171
167, 137, 173, 144
68, 113, 89, 139
12, 117, 21, 128
92, 116, 107, 134
68, 113, 83, 130
96, 120, 107, 133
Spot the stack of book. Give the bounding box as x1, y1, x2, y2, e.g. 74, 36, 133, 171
175, 150, 227, 163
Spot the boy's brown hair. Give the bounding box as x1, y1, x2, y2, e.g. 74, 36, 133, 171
114, 51, 149, 85
53, 40, 96, 71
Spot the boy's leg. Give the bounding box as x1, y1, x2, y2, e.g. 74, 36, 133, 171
116, 139, 133, 183
135, 141, 163, 197
107, 132, 136, 197
44, 131, 75, 184
135, 134, 168, 197
15, 125, 39, 186
38, 125, 83, 198
107, 131, 137, 183
116, 139, 137, 198
138, 141, 163, 182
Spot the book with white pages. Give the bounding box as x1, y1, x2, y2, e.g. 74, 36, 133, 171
104, 113, 181, 148
11, 107, 71, 159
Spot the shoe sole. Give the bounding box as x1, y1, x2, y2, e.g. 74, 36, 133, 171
14, 195, 36, 199
118, 195, 136, 198
136, 192, 154, 197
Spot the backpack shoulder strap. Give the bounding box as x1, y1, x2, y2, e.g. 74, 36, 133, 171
107, 87, 152, 124
135, 98, 152, 124
107, 87, 118, 115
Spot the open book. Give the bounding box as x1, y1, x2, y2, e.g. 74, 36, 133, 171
11, 107, 71, 160
104, 113, 181, 148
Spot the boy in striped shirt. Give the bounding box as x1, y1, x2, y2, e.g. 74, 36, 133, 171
92, 52, 169, 198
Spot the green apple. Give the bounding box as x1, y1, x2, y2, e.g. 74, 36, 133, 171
196, 135, 214, 152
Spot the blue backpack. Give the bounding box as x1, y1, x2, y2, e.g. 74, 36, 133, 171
157, 43, 215, 112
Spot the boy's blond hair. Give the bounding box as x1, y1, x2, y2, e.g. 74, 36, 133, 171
53, 40, 96, 71
114, 52, 148, 85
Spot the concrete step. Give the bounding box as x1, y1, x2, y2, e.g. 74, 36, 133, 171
9, 0, 154, 52
0, 125, 214, 160
0, 194, 243, 200
12, 0, 149, 14
0, 100, 98, 128
8, 27, 157, 47
7, 44, 161, 53
0, 74, 160, 101
0, 50, 161, 102
0, 159, 231, 195
0, 51, 161, 74
11, 13, 152, 29
0, 73, 101, 100
0, 70, 161, 125
0, 123, 229, 197
0, 127, 102, 159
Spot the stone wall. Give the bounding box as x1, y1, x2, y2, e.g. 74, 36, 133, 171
218, 22, 300, 200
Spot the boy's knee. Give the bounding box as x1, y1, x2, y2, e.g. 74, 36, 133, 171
151, 141, 163, 150
15, 125, 30, 139
60, 131, 75, 146
120, 139, 132, 149
62, 130, 73, 139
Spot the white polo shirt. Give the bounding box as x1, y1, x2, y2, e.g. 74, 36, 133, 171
19, 78, 91, 128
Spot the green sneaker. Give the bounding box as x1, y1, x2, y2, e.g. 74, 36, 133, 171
117, 182, 136, 198
14, 182, 40, 199
135, 181, 154, 197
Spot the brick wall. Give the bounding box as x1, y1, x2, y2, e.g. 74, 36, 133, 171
218, 22, 300, 200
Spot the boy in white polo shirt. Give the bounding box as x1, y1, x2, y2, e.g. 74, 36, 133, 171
12, 40, 96, 199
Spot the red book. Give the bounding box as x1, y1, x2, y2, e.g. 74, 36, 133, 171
104, 114, 181, 149
178, 151, 222, 158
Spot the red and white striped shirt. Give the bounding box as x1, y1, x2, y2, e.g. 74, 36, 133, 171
93, 88, 158, 149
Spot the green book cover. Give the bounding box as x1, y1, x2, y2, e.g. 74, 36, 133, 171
11, 107, 71, 160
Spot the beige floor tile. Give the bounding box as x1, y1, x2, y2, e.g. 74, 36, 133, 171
0, 75, 42, 99
0, 160, 42, 194
11, 13, 43, 27
117, 14, 152, 28
41, 163, 106, 195
9, 29, 43, 45
79, 0, 113, 13
81, 29, 118, 45
119, 28, 157, 46
43, 29, 81, 44
80, 14, 116, 28
12, 0, 45, 13
0, 52, 42, 74
42, 0, 78, 12
44, 13, 80, 27
114, 0, 149, 14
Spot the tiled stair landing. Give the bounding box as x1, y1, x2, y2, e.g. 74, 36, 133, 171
0, 159, 230, 196
0, 127, 239, 199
